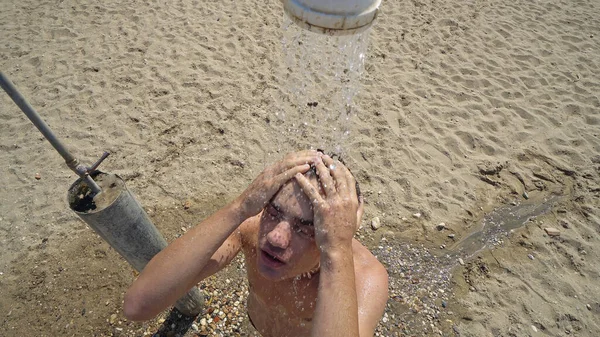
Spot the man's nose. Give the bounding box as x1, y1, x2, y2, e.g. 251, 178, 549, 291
266, 221, 292, 249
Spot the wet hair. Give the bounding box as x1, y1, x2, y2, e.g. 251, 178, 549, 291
307, 149, 362, 203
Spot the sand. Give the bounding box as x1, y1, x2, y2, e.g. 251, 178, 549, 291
1, 0, 599, 336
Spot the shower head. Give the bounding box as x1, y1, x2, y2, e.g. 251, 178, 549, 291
282, 0, 381, 35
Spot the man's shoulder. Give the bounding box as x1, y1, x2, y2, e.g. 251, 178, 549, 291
351, 239, 389, 323
351, 240, 388, 281
350, 242, 388, 334
238, 214, 260, 245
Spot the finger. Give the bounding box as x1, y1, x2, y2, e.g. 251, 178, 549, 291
326, 156, 357, 201
321, 154, 334, 167
281, 151, 319, 170
322, 155, 348, 192
294, 173, 325, 205
294, 149, 320, 157
335, 163, 352, 195
343, 164, 358, 201
273, 164, 311, 187
286, 149, 319, 161
356, 196, 365, 229
314, 157, 336, 196
357, 195, 364, 216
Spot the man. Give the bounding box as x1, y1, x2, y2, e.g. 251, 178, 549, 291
124, 150, 389, 337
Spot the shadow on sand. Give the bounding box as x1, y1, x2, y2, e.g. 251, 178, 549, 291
152, 308, 202, 337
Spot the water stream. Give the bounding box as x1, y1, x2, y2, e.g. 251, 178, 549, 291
275, 12, 370, 154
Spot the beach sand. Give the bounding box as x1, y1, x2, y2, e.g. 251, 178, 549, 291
1, 0, 599, 336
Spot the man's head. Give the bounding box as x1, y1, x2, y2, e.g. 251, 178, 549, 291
256, 155, 364, 281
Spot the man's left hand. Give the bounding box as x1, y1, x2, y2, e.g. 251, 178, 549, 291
295, 154, 359, 252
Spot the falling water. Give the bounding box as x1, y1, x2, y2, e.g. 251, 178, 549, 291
275, 12, 371, 155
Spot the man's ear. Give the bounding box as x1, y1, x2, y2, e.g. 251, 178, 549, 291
355, 196, 364, 231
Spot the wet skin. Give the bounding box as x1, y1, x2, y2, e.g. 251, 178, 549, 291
123, 151, 388, 337
238, 214, 385, 337
234, 175, 387, 337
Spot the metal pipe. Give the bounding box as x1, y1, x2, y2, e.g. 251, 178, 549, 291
68, 172, 205, 316
0, 71, 102, 194
0, 72, 76, 163
89, 151, 110, 172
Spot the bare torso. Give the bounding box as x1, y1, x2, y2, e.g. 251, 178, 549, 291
239, 217, 376, 337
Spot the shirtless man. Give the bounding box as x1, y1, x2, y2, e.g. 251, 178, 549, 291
124, 150, 389, 337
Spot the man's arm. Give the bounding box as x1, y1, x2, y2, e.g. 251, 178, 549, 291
312, 247, 360, 337
313, 243, 389, 337
295, 154, 366, 337
311, 246, 389, 337
123, 150, 317, 321
123, 201, 246, 321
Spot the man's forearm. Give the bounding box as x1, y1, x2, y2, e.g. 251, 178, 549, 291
124, 200, 245, 320
311, 246, 359, 337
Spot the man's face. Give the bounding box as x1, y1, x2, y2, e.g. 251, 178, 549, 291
256, 173, 322, 281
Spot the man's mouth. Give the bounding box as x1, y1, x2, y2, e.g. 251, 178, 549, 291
260, 249, 286, 269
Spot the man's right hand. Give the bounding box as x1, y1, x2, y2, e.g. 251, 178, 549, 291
235, 150, 318, 219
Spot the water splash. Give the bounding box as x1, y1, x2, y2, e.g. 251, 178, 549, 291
275, 12, 370, 155
373, 195, 560, 335
447, 195, 560, 259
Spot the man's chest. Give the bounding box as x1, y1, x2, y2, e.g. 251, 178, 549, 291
246, 289, 315, 337
248, 271, 318, 318
242, 249, 319, 336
